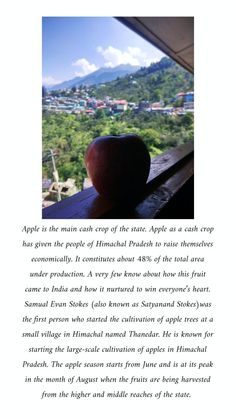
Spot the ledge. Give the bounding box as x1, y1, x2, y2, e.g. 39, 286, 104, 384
42, 141, 194, 219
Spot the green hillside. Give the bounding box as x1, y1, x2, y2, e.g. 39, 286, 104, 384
92, 57, 193, 103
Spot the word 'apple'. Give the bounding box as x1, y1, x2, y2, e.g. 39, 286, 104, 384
85, 134, 151, 201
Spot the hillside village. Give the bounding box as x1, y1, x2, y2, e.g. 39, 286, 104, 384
42, 88, 194, 117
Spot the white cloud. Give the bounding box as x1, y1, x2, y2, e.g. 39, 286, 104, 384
42, 76, 62, 86
96, 45, 164, 68
72, 58, 98, 77
127, 46, 145, 58
96, 46, 139, 67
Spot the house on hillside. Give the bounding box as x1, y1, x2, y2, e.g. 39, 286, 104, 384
113, 100, 128, 112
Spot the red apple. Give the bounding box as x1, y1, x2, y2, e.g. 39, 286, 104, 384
85, 134, 150, 201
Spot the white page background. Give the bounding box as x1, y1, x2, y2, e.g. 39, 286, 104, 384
1, 1, 235, 418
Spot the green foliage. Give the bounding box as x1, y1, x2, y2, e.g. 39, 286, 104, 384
93, 57, 193, 103
42, 111, 194, 190
95, 108, 106, 119
173, 98, 183, 108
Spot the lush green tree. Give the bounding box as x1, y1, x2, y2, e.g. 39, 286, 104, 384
95, 108, 106, 119
173, 98, 183, 107
152, 89, 161, 101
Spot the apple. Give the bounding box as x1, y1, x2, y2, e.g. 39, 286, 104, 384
85, 134, 150, 201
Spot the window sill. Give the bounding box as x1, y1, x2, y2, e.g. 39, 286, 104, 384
42, 141, 194, 219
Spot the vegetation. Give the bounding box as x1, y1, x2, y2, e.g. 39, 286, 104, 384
92, 57, 193, 103
42, 110, 194, 190
42, 57, 194, 191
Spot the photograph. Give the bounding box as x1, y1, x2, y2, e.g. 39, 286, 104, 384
42, 17, 194, 219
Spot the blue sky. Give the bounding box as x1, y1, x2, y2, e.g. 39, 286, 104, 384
42, 17, 165, 86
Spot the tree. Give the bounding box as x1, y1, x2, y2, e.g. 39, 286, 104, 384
95, 108, 106, 119
181, 112, 194, 127
153, 89, 161, 101
173, 98, 183, 108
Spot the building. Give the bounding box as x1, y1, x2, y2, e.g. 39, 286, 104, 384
183, 101, 194, 112
175, 92, 185, 99
150, 101, 164, 111
79, 99, 87, 107
85, 109, 95, 115
113, 100, 128, 112
175, 91, 194, 104
185, 91, 194, 102
154, 107, 174, 115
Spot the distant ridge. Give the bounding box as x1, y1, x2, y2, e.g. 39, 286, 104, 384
46, 64, 140, 91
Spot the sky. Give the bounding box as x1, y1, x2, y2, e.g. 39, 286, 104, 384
42, 17, 165, 86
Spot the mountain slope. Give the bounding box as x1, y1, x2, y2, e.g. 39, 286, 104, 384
48, 76, 82, 91
47, 64, 140, 91
92, 57, 194, 103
